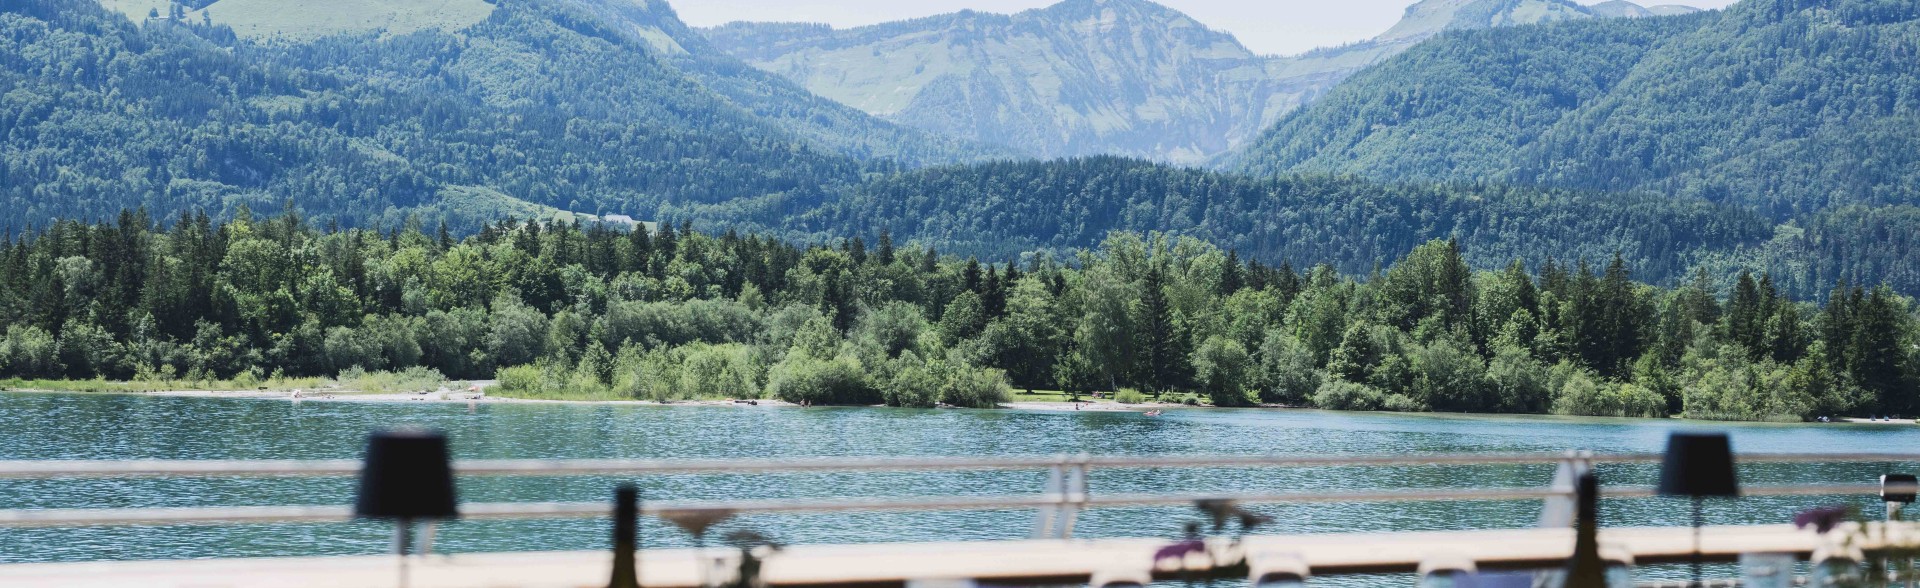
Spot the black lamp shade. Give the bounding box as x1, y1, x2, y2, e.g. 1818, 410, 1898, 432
354, 429, 459, 520
1883, 474, 1918, 503
1657, 432, 1739, 498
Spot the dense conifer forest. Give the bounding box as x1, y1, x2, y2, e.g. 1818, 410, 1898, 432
2, 213, 1913, 421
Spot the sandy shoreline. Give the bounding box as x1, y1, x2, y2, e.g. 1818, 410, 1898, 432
112, 387, 1177, 412
10, 386, 1888, 421
998, 399, 1175, 413
1841, 417, 1917, 425
144, 387, 799, 407
2, 383, 1249, 413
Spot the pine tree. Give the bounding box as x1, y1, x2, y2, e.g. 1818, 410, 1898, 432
1726, 271, 1764, 355
876, 230, 895, 266
625, 225, 652, 274
1220, 250, 1244, 295
1848, 287, 1912, 414
920, 248, 938, 274
1137, 265, 1176, 393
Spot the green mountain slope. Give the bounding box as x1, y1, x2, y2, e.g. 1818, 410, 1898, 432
789, 156, 1920, 298
795, 157, 1775, 284
1235, 0, 1920, 217
1, 0, 996, 228
703, 0, 1664, 163
102, 0, 998, 167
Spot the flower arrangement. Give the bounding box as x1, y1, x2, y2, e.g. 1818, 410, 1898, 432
1150, 499, 1275, 584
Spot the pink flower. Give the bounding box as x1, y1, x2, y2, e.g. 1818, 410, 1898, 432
1152, 539, 1206, 564
1793, 505, 1852, 533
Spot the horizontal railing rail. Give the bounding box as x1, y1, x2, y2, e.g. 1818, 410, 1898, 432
0, 483, 1884, 528
0, 451, 1916, 479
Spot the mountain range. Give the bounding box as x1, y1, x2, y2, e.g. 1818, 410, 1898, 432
700, 0, 1698, 162
7, 0, 1920, 297
10, 0, 1012, 230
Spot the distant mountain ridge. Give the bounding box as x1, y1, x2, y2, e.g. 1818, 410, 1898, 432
1232, 0, 1920, 218
93, 0, 1003, 167
701, 0, 1700, 162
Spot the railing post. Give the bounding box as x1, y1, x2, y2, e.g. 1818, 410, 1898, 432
1059, 454, 1090, 538
1032, 454, 1090, 540
1032, 456, 1066, 539
418, 521, 437, 555
1538, 450, 1593, 528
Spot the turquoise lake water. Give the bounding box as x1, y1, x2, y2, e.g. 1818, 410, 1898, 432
0, 392, 1912, 571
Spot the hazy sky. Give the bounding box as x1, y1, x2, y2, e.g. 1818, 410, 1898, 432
673, 0, 1740, 56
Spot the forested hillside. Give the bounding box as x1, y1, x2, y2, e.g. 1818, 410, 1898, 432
4, 214, 1914, 422
0, 0, 984, 229
795, 158, 1773, 285
1235, 0, 1920, 217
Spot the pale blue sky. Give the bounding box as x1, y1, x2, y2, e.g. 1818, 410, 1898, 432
673, 0, 1739, 56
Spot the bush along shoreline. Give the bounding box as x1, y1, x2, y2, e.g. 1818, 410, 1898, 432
1, 211, 1914, 420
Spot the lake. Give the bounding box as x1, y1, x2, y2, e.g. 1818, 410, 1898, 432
0, 392, 1911, 569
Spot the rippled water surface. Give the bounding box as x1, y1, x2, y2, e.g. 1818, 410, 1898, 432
0, 392, 1913, 566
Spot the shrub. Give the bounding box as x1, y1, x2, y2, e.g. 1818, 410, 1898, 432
493, 361, 625, 401
1485, 346, 1553, 413
1114, 388, 1148, 404
1, 326, 62, 379
1554, 373, 1667, 418
854, 302, 932, 360
1312, 380, 1386, 411
1257, 332, 1322, 405
497, 364, 546, 396
1407, 340, 1486, 411
886, 362, 942, 408
612, 347, 682, 401
765, 354, 879, 405
1192, 336, 1253, 407
1381, 393, 1426, 412
881, 354, 1008, 408
678, 344, 761, 399
939, 365, 1010, 408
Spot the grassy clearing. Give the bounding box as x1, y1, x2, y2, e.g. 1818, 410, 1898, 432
489, 385, 633, 402
99, 0, 494, 40
0, 375, 328, 394
201, 0, 495, 40
1, 367, 455, 396
1007, 389, 1121, 403
335, 366, 458, 395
